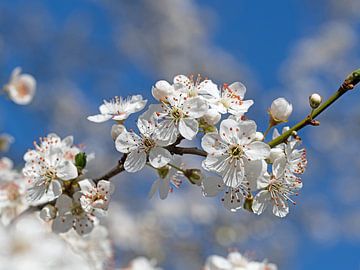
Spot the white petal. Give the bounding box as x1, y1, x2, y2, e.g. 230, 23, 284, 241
52, 214, 73, 233
87, 114, 113, 123
155, 119, 178, 145
74, 216, 94, 235
98, 180, 115, 195
197, 80, 219, 98
252, 190, 270, 215
159, 178, 170, 200
201, 133, 227, 154
205, 255, 232, 270
55, 194, 73, 215
244, 141, 270, 161
182, 96, 208, 118
273, 156, 286, 179
228, 99, 254, 115
273, 201, 289, 218
124, 151, 147, 172
51, 180, 63, 198
115, 131, 142, 153
56, 160, 78, 180
228, 82, 246, 99
202, 176, 225, 197
222, 188, 243, 212
179, 118, 198, 140
78, 179, 95, 193
244, 160, 267, 190
148, 179, 160, 199
219, 119, 242, 145
149, 147, 172, 168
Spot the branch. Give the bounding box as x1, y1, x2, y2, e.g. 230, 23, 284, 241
94, 154, 127, 181
268, 68, 360, 148
166, 146, 207, 157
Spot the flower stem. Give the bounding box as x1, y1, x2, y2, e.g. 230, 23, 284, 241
268, 68, 360, 148
168, 163, 185, 173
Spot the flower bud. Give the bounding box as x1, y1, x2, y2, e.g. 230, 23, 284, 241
269, 148, 285, 163
152, 80, 175, 101
203, 109, 221, 125
184, 169, 203, 186
75, 152, 87, 170
254, 132, 264, 141
309, 93, 322, 109
269, 97, 293, 124
40, 204, 57, 222
111, 124, 126, 140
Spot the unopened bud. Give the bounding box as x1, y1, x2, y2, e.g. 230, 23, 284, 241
111, 124, 126, 140
152, 80, 175, 101
184, 169, 203, 186
309, 93, 322, 109
40, 204, 57, 222
75, 152, 87, 170
269, 97, 293, 125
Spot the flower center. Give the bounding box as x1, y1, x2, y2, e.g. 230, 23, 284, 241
170, 107, 184, 121
220, 98, 231, 108
71, 204, 84, 216
229, 145, 244, 158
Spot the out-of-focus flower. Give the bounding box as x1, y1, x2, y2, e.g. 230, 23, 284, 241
204, 251, 277, 270
122, 257, 162, 270
0, 134, 14, 152
269, 97, 293, 123
0, 157, 28, 225
3, 67, 36, 105
87, 95, 147, 123
202, 119, 270, 188
78, 179, 114, 216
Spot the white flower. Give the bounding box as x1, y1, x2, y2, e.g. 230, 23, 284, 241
23, 140, 78, 203
269, 97, 293, 123
173, 74, 219, 98
52, 193, 96, 235
252, 157, 302, 218
148, 156, 183, 200
78, 179, 114, 215
146, 91, 208, 144
115, 112, 173, 172
0, 134, 14, 152
3, 67, 36, 105
205, 82, 254, 116
202, 119, 270, 189
152, 80, 176, 101
204, 255, 232, 270
202, 162, 266, 212
87, 95, 147, 123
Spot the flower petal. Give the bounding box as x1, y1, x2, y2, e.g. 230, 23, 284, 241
202, 176, 225, 197
182, 96, 208, 118
244, 141, 270, 161
52, 214, 73, 233
56, 160, 78, 180
201, 133, 227, 154
115, 131, 142, 153
179, 118, 198, 140
87, 114, 113, 123
149, 147, 172, 168
252, 190, 270, 215
124, 150, 147, 172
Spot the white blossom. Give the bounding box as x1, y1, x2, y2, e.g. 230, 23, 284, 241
23, 135, 79, 203
122, 257, 162, 270
152, 80, 176, 101
147, 92, 208, 144
52, 193, 96, 235
115, 111, 173, 172
252, 157, 302, 218
205, 82, 254, 116
269, 97, 293, 123
202, 119, 270, 189
3, 67, 36, 105
78, 179, 114, 216
87, 95, 147, 123
173, 74, 219, 98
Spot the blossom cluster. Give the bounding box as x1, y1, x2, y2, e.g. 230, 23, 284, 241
88, 74, 307, 218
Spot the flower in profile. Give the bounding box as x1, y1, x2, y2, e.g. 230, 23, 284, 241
252, 157, 302, 218
205, 82, 254, 116
201, 119, 270, 188
115, 111, 173, 172
3, 67, 36, 105
52, 193, 96, 235
148, 157, 183, 200
78, 179, 114, 216
269, 97, 293, 124
87, 95, 147, 123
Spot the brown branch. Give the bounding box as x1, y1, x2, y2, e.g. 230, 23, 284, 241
94, 154, 127, 181
166, 145, 207, 157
